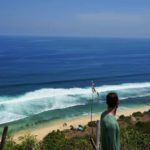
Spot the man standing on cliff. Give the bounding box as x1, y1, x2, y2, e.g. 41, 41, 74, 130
101, 92, 120, 150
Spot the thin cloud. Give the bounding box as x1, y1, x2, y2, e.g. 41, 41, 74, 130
74, 12, 150, 37
77, 12, 150, 26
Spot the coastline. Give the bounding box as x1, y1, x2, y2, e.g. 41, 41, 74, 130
13, 105, 150, 141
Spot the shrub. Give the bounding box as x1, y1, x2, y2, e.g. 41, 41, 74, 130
4, 136, 19, 150
42, 130, 66, 150
42, 130, 93, 150
132, 111, 143, 117
135, 121, 150, 134
124, 116, 131, 124
87, 121, 96, 127
65, 136, 93, 150
17, 133, 40, 150
120, 122, 150, 150
119, 115, 125, 120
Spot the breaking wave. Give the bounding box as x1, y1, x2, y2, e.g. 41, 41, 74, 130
0, 82, 150, 124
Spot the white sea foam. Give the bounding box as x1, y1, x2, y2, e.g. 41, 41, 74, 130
118, 106, 128, 111
0, 82, 150, 124
96, 82, 150, 92
0, 111, 27, 124
120, 93, 150, 100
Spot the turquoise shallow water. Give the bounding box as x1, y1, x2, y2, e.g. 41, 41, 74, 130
0, 99, 149, 135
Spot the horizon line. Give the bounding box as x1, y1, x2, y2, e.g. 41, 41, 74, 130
0, 34, 150, 40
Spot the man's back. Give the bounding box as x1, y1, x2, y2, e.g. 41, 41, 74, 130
101, 111, 120, 150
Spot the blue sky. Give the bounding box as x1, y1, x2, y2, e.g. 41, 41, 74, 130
0, 0, 150, 37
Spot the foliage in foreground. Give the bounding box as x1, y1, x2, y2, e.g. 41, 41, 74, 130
120, 122, 150, 150
4, 124, 149, 150
4, 133, 40, 150
4, 131, 93, 150
42, 130, 66, 150
121, 126, 150, 150
3, 110, 150, 150
42, 130, 93, 150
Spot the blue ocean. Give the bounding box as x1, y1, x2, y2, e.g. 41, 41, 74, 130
0, 36, 150, 132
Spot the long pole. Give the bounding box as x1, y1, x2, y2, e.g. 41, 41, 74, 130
0, 126, 8, 150
91, 93, 93, 123
91, 92, 94, 135
91, 81, 95, 135
96, 120, 100, 150
90, 120, 100, 150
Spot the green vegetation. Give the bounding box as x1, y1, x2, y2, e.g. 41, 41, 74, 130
4, 130, 93, 150
2, 110, 150, 150
65, 136, 93, 150
120, 123, 150, 150
4, 133, 40, 150
119, 115, 132, 124
42, 130, 93, 150
119, 110, 150, 150
42, 130, 66, 150
132, 111, 143, 117
87, 121, 97, 127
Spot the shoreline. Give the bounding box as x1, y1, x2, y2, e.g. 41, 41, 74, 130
13, 105, 150, 141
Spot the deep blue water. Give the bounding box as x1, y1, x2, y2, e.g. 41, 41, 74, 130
0, 36, 150, 126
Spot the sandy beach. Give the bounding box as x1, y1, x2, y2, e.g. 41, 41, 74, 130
13, 105, 150, 141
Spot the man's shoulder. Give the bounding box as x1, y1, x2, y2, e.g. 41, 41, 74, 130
101, 111, 116, 122
101, 111, 107, 120
101, 111, 107, 116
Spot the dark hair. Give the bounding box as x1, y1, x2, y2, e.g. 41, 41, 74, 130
106, 92, 119, 108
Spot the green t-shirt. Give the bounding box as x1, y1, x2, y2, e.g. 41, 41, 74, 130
101, 111, 120, 150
